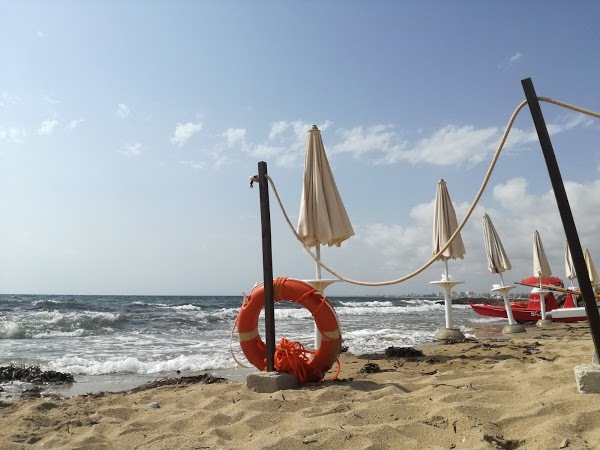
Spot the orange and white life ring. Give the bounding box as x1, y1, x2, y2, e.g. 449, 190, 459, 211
237, 277, 342, 383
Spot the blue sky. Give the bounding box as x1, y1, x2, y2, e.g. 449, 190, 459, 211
2, 1, 600, 296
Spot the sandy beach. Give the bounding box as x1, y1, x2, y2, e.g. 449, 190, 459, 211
1, 322, 599, 450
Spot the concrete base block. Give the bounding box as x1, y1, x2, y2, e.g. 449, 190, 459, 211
536, 319, 553, 327
502, 324, 527, 334
246, 372, 298, 393
574, 364, 600, 394
434, 328, 465, 342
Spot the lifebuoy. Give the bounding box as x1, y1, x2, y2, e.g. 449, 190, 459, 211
237, 277, 342, 383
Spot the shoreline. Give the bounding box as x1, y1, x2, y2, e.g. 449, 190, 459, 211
1, 322, 599, 449
0, 319, 505, 403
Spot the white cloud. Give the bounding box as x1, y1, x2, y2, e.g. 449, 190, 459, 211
179, 160, 204, 169
170, 122, 203, 147
210, 152, 230, 168
67, 119, 84, 130
116, 104, 130, 118
332, 124, 403, 157
0, 92, 20, 107
36, 31, 44, 38
329, 110, 595, 167
120, 143, 142, 157
356, 174, 600, 293
43, 95, 59, 104
37, 119, 59, 135
268, 121, 289, 141
510, 52, 523, 63
247, 143, 284, 159
223, 128, 246, 147
244, 120, 333, 167
390, 125, 499, 166
499, 51, 523, 70
0, 127, 26, 143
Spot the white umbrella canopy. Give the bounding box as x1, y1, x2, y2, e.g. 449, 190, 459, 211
565, 240, 576, 284
533, 230, 552, 279
432, 179, 465, 277
564, 240, 578, 289
533, 230, 553, 322
584, 248, 600, 285
297, 126, 354, 249
482, 213, 511, 278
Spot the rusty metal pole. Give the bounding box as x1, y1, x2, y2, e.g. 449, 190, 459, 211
522, 77, 600, 361
257, 161, 276, 371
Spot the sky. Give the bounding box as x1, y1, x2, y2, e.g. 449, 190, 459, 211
2, 1, 600, 296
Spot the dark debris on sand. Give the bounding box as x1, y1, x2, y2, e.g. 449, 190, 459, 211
359, 363, 381, 374
128, 373, 226, 393
384, 346, 425, 358
0, 365, 74, 384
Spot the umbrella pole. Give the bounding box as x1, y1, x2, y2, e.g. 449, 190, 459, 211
315, 244, 322, 280
496, 274, 516, 325
539, 291, 547, 320
492, 284, 525, 333
503, 293, 517, 326
444, 260, 449, 281
443, 286, 453, 329
314, 243, 322, 349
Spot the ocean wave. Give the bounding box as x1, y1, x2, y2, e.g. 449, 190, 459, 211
334, 303, 444, 316
48, 353, 237, 375
0, 321, 26, 339
170, 304, 202, 311
344, 328, 434, 355
338, 300, 395, 308
0, 310, 122, 339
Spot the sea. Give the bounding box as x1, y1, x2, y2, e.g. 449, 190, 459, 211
0, 293, 501, 400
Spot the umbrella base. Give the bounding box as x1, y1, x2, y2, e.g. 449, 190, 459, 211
434, 328, 465, 343
502, 324, 527, 334
536, 319, 554, 327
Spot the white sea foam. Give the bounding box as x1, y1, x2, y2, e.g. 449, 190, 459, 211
32, 329, 88, 338
171, 304, 202, 311
338, 300, 394, 307
48, 353, 237, 375
0, 320, 23, 339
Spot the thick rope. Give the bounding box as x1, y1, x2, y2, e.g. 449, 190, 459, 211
229, 292, 254, 369
266, 97, 600, 286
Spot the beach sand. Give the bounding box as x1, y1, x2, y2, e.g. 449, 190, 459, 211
1, 322, 599, 449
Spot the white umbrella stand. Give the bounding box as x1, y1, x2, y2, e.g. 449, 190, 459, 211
533, 230, 553, 327
482, 214, 525, 334
430, 180, 466, 342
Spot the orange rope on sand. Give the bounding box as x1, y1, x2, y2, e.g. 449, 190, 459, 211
274, 337, 341, 385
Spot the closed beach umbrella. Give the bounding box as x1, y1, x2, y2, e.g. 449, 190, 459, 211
584, 248, 599, 286
533, 230, 552, 322
482, 213, 511, 282
565, 240, 576, 287
297, 125, 354, 278
431, 179, 465, 336
432, 179, 465, 278
533, 230, 552, 280
482, 214, 520, 328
